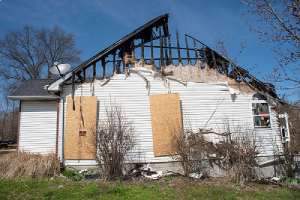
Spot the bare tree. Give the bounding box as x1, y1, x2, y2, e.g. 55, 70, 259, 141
0, 26, 44, 81
243, 0, 300, 88
0, 100, 18, 142
37, 26, 81, 78
0, 25, 81, 82
95, 103, 135, 180
0, 25, 81, 143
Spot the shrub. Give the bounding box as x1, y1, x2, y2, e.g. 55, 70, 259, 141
171, 128, 210, 176
212, 134, 259, 185
0, 152, 60, 179
95, 103, 135, 180
172, 126, 259, 185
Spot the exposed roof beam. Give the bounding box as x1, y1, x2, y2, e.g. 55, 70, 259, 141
48, 14, 169, 92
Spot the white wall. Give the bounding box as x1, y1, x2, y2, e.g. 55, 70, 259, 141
60, 70, 282, 165
19, 101, 57, 154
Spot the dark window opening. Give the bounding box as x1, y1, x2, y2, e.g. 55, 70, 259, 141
252, 94, 270, 128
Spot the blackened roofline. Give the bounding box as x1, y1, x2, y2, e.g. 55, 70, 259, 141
47, 13, 278, 99
185, 34, 277, 98
49, 13, 169, 85
71, 13, 168, 73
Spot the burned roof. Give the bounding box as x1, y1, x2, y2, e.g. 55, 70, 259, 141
47, 14, 170, 91
46, 13, 277, 98
71, 13, 169, 75
8, 79, 59, 100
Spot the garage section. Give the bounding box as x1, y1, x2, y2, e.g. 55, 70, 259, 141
19, 101, 58, 154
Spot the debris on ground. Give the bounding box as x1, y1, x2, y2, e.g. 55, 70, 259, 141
256, 176, 300, 190
270, 177, 281, 183
188, 172, 204, 179
80, 169, 101, 180
125, 164, 180, 180
61, 167, 100, 181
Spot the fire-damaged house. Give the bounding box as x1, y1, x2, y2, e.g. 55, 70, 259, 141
8, 14, 291, 176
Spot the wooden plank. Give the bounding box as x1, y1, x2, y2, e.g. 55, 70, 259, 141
93, 63, 96, 80
149, 93, 182, 157
185, 35, 190, 64
176, 31, 182, 64
150, 34, 154, 65
64, 96, 97, 160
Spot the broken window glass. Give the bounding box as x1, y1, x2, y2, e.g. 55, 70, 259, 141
252, 94, 271, 128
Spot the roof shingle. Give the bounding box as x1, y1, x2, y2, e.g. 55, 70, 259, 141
9, 79, 58, 99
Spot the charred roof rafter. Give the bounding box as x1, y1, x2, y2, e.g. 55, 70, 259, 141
59, 13, 277, 99
69, 14, 169, 80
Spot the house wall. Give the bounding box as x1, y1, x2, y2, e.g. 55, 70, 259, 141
19, 101, 58, 154
59, 68, 282, 166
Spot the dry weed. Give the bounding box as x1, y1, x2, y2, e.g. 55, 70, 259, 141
0, 151, 59, 179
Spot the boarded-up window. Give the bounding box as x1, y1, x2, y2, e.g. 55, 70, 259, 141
149, 93, 183, 157
64, 96, 97, 160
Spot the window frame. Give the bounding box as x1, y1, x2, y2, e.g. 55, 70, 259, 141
278, 113, 290, 142
252, 94, 271, 128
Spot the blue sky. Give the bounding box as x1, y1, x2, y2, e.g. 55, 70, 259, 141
0, 0, 297, 100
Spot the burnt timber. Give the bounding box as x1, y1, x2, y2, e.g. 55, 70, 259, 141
52, 13, 277, 99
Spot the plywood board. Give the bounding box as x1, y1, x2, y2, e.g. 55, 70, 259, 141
149, 93, 183, 157
64, 96, 97, 160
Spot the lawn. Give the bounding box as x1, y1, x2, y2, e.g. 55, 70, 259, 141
0, 177, 299, 200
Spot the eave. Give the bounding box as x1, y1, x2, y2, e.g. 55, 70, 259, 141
8, 95, 59, 100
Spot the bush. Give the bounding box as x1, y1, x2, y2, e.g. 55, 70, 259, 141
172, 126, 259, 185
95, 103, 135, 180
171, 129, 210, 176
212, 134, 259, 185
0, 152, 60, 179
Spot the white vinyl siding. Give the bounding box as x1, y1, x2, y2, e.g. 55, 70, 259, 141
60, 70, 282, 165
19, 101, 57, 154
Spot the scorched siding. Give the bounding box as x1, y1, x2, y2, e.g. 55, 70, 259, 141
19, 101, 57, 154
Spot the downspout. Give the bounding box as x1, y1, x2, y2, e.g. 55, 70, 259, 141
55, 100, 60, 157
17, 101, 22, 152
61, 96, 65, 165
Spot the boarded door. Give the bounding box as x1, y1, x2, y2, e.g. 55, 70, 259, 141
149, 93, 183, 156
64, 96, 97, 160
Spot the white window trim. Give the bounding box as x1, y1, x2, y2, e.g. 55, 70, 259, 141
279, 112, 290, 142
252, 95, 271, 129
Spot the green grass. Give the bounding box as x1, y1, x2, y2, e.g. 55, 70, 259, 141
0, 178, 299, 200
